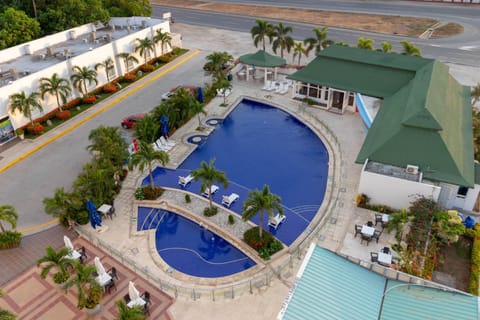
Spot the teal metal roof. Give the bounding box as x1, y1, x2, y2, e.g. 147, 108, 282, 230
280, 246, 478, 320
381, 280, 478, 320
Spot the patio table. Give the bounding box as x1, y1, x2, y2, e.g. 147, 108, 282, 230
97, 204, 112, 217
361, 225, 375, 236
382, 214, 389, 223
378, 252, 392, 266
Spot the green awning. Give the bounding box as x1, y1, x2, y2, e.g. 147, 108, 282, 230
239, 50, 286, 67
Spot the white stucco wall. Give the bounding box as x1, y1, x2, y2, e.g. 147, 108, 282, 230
358, 170, 441, 210
464, 184, 480, 211
0, 18, 178, 129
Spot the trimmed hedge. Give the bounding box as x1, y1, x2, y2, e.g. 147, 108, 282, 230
468, 224, 480, 295
0, 231, 22, 250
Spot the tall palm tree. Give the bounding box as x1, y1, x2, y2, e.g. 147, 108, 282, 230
95, 58, 115, 84
191, 158, 229, 209
381, 41, 393, 53
135, 113, 160, 144
43, 187, 80, 226
357, 37, 375, 50
9, 91, 43, 126
242, 185, 283, 238
304, 26, 333, 56
62, 262, 102, 309
153, 29, 172, 56
292, 42, 308, 65
471, 83, 480, 105
115, 300, 145, 320
73, 161, 117, 205
128, 140, 169, 189
191, 99, 207, 128
204, 51, 233, 76
70, 66, 98, 97
400, 40, 422, 57
36, 246, 72, 282
0, 205, 17, 233
251, 19, 274, 51
135, 37, 155, 66
117, 52, 139, 73
39, 73, 71, 112
272, 22, 294, 58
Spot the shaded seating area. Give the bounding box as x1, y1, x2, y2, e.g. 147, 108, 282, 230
356, 221, 383, 246
238, 50, 286, 88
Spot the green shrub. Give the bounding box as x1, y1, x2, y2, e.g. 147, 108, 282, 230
468, 224, 480, 295
73, 210, 89, 225
228, 214, 235, 225
0, 231, 22, 250
203, 206, 218, 217
185, 194, 191, 203
134, 187, 145, 200
465, 228, 477, 239
244, 227, 275, 251
157, 55, 171, 63
53, 270, 69, 284
142, 186, 163, 200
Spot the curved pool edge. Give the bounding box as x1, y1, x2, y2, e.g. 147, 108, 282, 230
133, 197, 269, 286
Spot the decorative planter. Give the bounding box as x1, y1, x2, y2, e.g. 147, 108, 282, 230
85, 304, 101, 315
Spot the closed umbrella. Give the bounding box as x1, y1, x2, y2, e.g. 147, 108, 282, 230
86, 199, 102, 229
160, 115, 169, 137
63, 235, 74, 251
129, 281, 141, 301
94, 257, 107, 276
197, 87, 204, 103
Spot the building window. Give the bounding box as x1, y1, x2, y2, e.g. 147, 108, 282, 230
107, 65, 116, 79
324, 88, 329, 100
457, 186, 469, 198
348, 92, 355, 106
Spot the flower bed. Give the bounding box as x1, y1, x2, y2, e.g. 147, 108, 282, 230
82, 96, 97, 104
103, 84, 117, 93
56, 110, 71, 120
28, 123, 45, 135
140, 64, 154, 72
63, 98, 81, 109
468, 224, 480, 295
122, 73, 136, 82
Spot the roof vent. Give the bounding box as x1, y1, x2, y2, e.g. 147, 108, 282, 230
406, 165, 419, 175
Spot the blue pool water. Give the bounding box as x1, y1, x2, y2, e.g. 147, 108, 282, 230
138, 207, 256, 277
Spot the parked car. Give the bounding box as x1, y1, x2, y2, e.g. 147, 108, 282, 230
161, 85, 198, 101
121, 113, 144, 129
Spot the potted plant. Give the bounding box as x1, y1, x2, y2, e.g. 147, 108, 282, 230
63, 262, 103, 312
0, 205, 22, 250
36, 246, 73, 285
15, 128, 24, 140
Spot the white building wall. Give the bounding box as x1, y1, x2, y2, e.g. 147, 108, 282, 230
464, 184, 480, 211
1, 18, 176, 129
358, 170, 441, 210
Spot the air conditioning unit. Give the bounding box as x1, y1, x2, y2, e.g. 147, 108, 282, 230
406, 165, 419, 174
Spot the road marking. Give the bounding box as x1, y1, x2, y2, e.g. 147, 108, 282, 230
0, 49, 201, 174
459, 46, 478, 51
19, 218, 58, 234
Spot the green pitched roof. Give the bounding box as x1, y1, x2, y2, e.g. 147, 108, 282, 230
239, 50, 286, 67
280, 245, 479, 320
289, 46, 474, 186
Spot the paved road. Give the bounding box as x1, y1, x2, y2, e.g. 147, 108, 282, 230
151, 0, 480, 66
0, 51, 210, 231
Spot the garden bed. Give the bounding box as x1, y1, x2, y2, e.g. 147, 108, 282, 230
436, 236, 472, 292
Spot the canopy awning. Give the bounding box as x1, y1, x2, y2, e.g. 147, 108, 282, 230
239, 50, 286, 67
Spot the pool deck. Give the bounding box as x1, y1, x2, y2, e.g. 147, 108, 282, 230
2, 22, 478, 319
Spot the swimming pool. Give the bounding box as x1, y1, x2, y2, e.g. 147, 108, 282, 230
143, 98, 329, 246
137, 206, 256, 277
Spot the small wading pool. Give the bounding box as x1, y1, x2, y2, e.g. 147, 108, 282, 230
138, 207, 256, 278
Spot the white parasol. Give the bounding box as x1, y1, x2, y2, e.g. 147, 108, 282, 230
94, 257, 107, 276
63, 235, 74, 251
128, 281, 141, 301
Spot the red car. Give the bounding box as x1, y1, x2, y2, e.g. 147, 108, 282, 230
121, 113, 144, 129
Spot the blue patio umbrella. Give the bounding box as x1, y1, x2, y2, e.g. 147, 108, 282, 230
197, 87, 204, 103
86, 199, 102, 229
160, 115, 169, 137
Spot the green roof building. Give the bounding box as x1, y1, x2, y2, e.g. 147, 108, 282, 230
288, 46, 478, 211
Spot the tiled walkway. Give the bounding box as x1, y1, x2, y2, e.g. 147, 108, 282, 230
0, 237, 174, 319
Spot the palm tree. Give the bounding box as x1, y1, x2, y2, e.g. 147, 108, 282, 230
117, 52, 139, 73
36, 246, 73, 283
242, 185, 283, 238
471, 83, 480, 105
153, 29, 172, 56
43, 187, 80, 226
272, 22, 294, 58
135, 37, 155, 65
0, 205, 17, 233
204, 51, 233, 76
39, 73, 71, 112
62, 262, 102, 310
191, 99, 207, 128
304, 26, 333, 56
191, 158, 229, 209
400, 40, 422, 57
292, 42, 308, 65
95, 58, 115, 84
335, 41, 349, 47
115, 300, 145, 320
251, 19, 274, 51
357, 37, 375, 50
87, 126, 129, 169
70, 66, 98, 97
9, 91, 43, 126
135, 113, 160, 143
128, 140, 169, 189
381, 41, 393, 53
73, 161, 117, 205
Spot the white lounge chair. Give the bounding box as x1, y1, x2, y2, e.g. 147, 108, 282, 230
222, 193, 239, 208
278, 83, 289, 95
217, 88, 232, 97
153, 139, 172, 151
202, 185, 219, 197
268, 213, 286, 230
178, 174, 194, 187
262, 80, 272, 91
160, 136, 175, 147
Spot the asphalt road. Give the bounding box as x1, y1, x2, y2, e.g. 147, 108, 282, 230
0, 51, 210, 231
151, 0, 480, 66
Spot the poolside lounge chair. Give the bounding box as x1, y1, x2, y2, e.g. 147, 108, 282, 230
152, 141, 169, 152
160, 136, 176, 147
178, 174, 194, 187
217, 88, 232, 97
222, 193, 239, 208
262, 80, 272, 91
268, 213, 286, 230
202, 185, 219, 197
